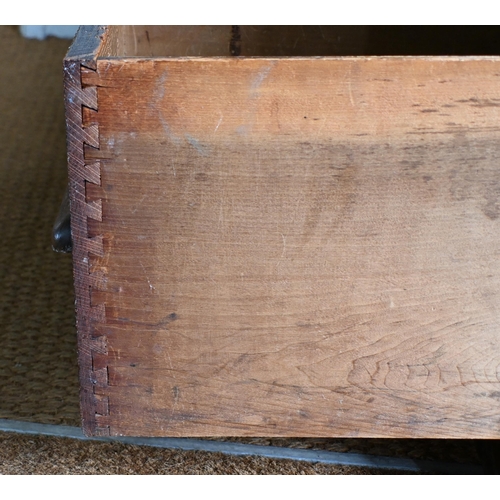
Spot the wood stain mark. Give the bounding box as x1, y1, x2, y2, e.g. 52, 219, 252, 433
112, 313, 178, 328
145, 30, 153, 57
186, 134, 209, 156
483, 200, 500, 220
230, 25, 241, 56
173, 386, 181, 400
456, 98, 500, 108
159, 312, 180, 326
195, 172, 209, 181
251, 62, 276, 93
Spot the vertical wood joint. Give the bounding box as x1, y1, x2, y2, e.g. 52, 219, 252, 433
64, 58, 109, 436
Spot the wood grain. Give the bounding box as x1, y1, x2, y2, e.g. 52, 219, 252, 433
64, 26, 109, 436
97, 26, 500, 58
98, 26, 369, 57
67, 28, 500, 438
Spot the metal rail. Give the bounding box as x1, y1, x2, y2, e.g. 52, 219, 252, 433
0, 419, 483, 474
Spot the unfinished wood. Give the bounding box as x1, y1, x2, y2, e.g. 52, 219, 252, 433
99, 26, 233, 58
97, 26, 500, 58
239, 26, 369, 56
71, 53, 500, 438
99, 26, 370, 58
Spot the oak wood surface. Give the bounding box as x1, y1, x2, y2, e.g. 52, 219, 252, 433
67, 28, 500, 438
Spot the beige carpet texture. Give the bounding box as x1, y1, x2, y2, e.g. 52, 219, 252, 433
0, 24, 494, 474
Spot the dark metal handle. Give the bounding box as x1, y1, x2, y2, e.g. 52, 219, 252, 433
52, 188, 72, 253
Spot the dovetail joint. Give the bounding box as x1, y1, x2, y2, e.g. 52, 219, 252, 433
64, 59, 109, 436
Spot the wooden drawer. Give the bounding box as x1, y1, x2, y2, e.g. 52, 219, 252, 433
64, 26, 500, 437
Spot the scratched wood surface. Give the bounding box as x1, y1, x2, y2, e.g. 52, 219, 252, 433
67, 27, 500, 438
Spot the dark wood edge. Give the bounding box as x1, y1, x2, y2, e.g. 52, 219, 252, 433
66, 25, 108, 69
64, 34, 109, 436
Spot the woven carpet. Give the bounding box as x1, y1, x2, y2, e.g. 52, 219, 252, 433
0, 25, 487, 474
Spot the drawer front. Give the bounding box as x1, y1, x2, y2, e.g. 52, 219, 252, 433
66, 43, 500, 437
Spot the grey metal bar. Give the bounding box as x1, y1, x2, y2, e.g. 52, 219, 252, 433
0, 419, 483, 474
